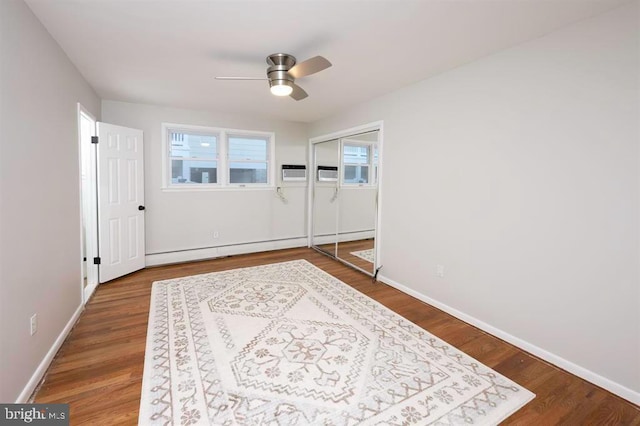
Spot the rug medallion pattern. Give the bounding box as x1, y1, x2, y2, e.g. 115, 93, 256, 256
140, 260, 534, 425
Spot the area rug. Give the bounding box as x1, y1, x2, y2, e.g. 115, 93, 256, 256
350, 249, 375, 263
139, 260, 534, 425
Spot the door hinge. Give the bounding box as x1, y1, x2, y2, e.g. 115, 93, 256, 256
91, 136, 99, 144
93, 257, 101, 265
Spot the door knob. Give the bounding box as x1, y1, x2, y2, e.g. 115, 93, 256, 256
138, 205, 145, 211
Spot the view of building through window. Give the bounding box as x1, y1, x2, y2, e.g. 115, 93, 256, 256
170, 132, 218, 184
343, 144, 370, 184
228, 136, 268, 184
166, 126, 272, 187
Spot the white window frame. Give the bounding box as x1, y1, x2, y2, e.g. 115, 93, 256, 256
340, 139, 377, 187
161, 123, 275, 191
166, 125, 221, 188
226, 132, 273, 188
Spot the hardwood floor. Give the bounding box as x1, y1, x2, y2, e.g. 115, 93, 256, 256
34, 248, 640, 425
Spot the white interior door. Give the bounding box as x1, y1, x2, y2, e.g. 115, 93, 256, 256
97, 122, 145, 283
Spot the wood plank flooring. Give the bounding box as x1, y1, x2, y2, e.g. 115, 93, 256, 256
34, 247, 640, 425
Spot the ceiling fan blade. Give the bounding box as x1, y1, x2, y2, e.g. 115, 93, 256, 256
215, 77, 268, 80
290, 83, 308, 101
288, 56, 332, 79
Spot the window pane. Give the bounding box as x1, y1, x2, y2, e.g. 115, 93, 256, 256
170, 132, 217, 159
343, 145, 368, 164
344, 165, 369, 184
229, 136, 268, 161
229, 162, 267, 184
171, 159, 217, 184
344, 165, 356, 181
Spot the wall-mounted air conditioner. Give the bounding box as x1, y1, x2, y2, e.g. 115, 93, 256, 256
317, 166, 338, 182
282, 164, 307, 182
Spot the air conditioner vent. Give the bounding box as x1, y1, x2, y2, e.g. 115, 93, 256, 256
317, 166, 338, 182
282, 164, 307, 182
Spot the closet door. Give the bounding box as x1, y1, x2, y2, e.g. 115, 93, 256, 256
336, 132, 379, 275
310, 127, 381, 278
312, 139, 340, 256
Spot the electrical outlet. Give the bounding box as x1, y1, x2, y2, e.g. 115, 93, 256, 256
436, 265, 445, 278
30, 314, 37, 336
213, 231, 219, 239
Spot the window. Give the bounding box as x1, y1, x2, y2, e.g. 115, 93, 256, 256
163, 124, 274, 189
342, 144, 370, 184
169, 131, 218, 184
228, 135, 269, 184
373, 145, 379, 184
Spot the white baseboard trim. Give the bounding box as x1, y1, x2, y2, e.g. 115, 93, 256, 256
378, 274, 640, 406
83, 280, 98, 304
16, 304, 84, 403
145, 237, 309, 267
312, 230, 375, 246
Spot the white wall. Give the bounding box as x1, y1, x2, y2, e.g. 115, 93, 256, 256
0, 0, 101, 402
102, 101, 308, 263
310, 1, 640, 401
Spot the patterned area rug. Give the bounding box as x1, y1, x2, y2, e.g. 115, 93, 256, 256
350, 249, 375, 263
139, 260, 534, 425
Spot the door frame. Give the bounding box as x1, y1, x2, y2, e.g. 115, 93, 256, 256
77, 103, 99, 303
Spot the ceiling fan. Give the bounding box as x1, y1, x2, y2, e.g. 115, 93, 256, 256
215, 53, 332, 101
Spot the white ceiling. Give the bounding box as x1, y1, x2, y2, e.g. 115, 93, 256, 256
27, 0, 625, 123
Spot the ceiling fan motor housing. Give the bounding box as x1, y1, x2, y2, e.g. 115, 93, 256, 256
267, 53, 296, 87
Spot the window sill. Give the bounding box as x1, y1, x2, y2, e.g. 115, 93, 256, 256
339, 185, 377, 189
161, 185, 276, 192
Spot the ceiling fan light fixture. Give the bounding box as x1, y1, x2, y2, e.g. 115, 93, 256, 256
216, 53, 331, 101
269, 80, 293, 97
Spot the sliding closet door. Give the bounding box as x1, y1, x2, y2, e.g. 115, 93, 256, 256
336, 131, 379, 274
310, 127, 381, 277
312, 139, 340, 256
